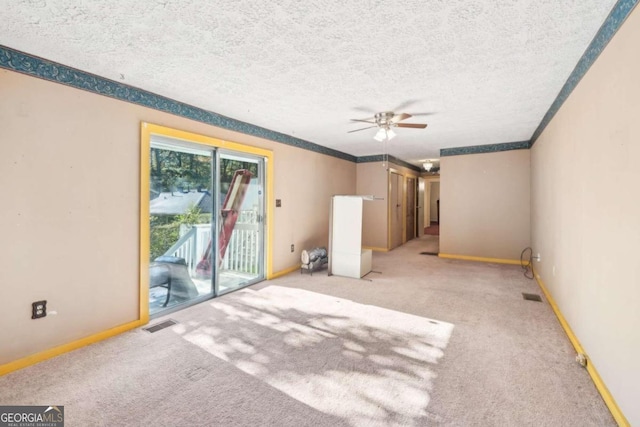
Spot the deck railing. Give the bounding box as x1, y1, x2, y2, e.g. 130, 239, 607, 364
164, 210, 260, 275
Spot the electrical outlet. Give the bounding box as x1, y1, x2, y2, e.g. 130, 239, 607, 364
32, 300, 47, 319
291, 244, 294, 252
533, 253, 541, 262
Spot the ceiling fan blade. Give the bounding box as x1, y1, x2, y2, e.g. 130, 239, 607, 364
352, 106, 376, 114
350, 118, 376, 124
392, 99, 420, 111
395, 123, 428, 129
409, 112, 437, 117
347, 126, 378, 133
391, 113, 412, 123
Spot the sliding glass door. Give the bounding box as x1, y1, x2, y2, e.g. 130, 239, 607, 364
217, 151, 265, 295
147, 137, 265, 316
148, 140, 215, 316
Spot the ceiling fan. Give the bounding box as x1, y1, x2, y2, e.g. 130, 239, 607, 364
348, 111, 428, 141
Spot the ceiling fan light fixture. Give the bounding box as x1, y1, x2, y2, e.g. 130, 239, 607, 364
373, 128, 386, 142
373, 128, 396, 142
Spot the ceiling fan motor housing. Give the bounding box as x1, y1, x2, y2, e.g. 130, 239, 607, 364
375, 112, 395, 128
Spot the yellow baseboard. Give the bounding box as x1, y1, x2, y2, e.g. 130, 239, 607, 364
438, 253, 521, 265
363, 246, 389, 252
533, 270, 629, 427
268, 264, 300, 279
0, 319, 144, 377
2, 263, 301, 376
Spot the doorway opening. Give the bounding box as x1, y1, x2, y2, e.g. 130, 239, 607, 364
424, 180, 440, 236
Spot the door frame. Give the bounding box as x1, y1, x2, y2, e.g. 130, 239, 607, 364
140, 122, 274, 324
405, 177, 416, 241
417, 177, 425, 237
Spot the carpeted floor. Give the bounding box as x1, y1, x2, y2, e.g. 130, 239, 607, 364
418, 234, 439, 255
0, 236, 614, 426
424, 222, 439, 236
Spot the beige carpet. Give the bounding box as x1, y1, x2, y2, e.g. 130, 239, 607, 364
418, 234, 439, 254
182, 286, 453, 426
0, 236, 615, 426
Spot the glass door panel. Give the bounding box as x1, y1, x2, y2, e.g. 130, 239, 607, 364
148, 140, 214, 316
217, 152, 265, 294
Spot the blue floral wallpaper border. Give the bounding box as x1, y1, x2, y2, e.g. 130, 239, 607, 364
2, 0, 635, 164
356, 155, 422, 172
0, 45, 357, 163
355, 155, 385, 164
529, 0, 638, 146
440, 141, 530, 157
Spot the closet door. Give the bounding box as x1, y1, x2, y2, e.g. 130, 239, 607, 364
389, 172, 403, 249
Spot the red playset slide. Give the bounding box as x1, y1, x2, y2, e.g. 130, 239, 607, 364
196, 169, 253, 278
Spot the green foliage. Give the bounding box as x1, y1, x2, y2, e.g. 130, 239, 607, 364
177, 204, 202, 227
150, 148, 212, 194
148, 147, 258, 263
158, 166, 181, 194
150, 208, 211, 261
220, 159, 258, 193
150, 147, 259, 196
149, 222, 180, 261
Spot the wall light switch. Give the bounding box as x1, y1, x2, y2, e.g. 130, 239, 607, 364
276, 199, 282, 207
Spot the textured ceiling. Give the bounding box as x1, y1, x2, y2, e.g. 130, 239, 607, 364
0, 0, 616, 165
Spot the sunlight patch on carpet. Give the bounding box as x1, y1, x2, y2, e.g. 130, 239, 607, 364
181, 286, 454, 426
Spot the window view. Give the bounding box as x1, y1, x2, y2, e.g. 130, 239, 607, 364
148, 143, 214, 315
147, 140, 265, 316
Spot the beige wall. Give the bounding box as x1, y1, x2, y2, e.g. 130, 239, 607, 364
356, 162, 388, 249
0, 69, 355, 365
440, 149, 530, 259
531, 6, 640, 424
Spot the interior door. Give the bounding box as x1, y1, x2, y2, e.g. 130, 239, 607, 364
417, 178, 425, 237
389, 172, 403, 249
406, 177, 416, 241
